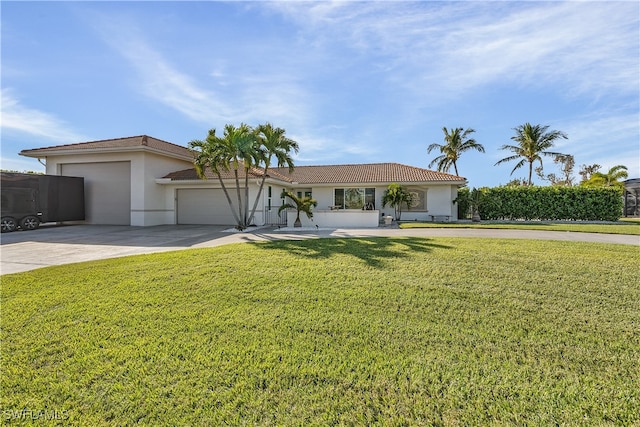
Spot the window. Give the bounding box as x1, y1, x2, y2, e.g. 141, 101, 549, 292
297, 189, 312, 199
334, 188, 375, 209
406, 188, 427, 211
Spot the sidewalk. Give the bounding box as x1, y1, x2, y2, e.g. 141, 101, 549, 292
1, 224, 638, 275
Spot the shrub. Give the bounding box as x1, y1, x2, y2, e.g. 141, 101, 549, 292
460, 186, 624, 221
454, 187, 471, 219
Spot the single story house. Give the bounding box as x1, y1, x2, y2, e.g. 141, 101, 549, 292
20, 135, 467, 227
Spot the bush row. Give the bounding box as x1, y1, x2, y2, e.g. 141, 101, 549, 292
456, 186, 624, 221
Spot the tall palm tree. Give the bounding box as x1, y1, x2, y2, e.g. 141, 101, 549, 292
495, 123, 568, 186
427, 127, 484, 176
189, 123, 258, 229
190, 128, 242, 227
248, 123, 299, 224
278, 190, 317, 227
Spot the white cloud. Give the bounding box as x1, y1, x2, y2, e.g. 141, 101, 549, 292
0, 89, 86, 143
93, 17, 318, 135
562, 111, 640, 177
265, 1, 639, 99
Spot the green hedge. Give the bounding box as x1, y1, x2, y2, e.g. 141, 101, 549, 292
454, 187, 471, 219
458, 186, 624, 221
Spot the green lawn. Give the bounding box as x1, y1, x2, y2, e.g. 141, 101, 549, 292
399, 220, 640, 235
2, 238, 639, 425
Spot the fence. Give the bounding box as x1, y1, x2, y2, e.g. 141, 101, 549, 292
264, 207, 287, 226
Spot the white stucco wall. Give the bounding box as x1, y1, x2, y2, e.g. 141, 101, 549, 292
287, 209, 380, 228
285, 183, 460, 224
158, 179, 281, 226
45, 150, 193, 226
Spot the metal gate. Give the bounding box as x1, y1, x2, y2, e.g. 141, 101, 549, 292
265, 206, 287, 226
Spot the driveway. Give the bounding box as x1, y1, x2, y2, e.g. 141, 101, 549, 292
1, 224, 638, 275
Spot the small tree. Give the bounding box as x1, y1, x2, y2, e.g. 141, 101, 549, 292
278, 190, 317, 227
581, 165, 628, 189
469, 188, 483, 222
382, 183, 414, 221
536, 154, 576, 186
579, 164, 601, 182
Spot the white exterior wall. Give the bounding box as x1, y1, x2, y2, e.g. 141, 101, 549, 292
45, 151, 192, 226
280, 183, 459, 227
132, 153, 193, 225
43, 151, 461, 227
288, 209, 380, 228
399, 185, 458, 221
159, 180, 275, 226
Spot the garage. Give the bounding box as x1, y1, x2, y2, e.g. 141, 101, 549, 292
177, 188, 239, 225
61, 162, 131, 225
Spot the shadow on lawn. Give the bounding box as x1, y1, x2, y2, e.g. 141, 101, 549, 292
256, 237, 452, 268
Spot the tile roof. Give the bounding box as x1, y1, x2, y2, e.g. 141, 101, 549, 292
163, 162, 465, 184
273, 163, 464, 184
20, 135, 193, 159
163, 166, 268, 181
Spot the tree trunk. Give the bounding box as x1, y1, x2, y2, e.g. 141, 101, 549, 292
248, 167, 269, 225
233, 167, 244, 229
216, 173, 241, 226
243, 170, 249, 227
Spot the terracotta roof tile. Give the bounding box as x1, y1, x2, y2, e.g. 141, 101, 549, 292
20, 135, 193, 159
273, 163, 464, 184
163, 162, 464, 184
163, 166, 267, 181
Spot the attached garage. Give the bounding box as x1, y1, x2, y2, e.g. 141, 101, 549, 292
176, 188, 238, 225
61, 162, 131, 225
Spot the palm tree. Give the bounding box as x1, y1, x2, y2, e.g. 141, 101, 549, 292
381, 183, 414, 221
189, 123, 259, 230
583, 165, 628, 188
427, 127, 484, 176
248, 123, 299, 224
190, 128, 242, 227
278, 190, 317, 227
495, 123, 568, 186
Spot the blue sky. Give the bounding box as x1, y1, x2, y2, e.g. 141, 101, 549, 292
2, 1, 638, 187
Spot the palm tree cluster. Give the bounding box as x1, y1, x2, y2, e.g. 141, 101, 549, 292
189, 123, 298, 230
428, 123, 572, 186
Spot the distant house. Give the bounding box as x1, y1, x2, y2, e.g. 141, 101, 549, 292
20, 135, 466, 227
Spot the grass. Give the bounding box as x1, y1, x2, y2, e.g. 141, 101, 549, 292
2, 237, 639, 425
399, 220, 640, 235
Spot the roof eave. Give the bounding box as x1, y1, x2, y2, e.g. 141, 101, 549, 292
20, 146, 194, 161
291, 180, 466, 186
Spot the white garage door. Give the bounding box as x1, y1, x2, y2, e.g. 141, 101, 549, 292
177, 189, 239, 225
61, 162, 131, 225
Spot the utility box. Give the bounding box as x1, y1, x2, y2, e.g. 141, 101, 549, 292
1, 172, 85, 232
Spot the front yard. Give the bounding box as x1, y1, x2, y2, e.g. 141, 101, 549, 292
399, 219, 640, 235
2, 237, 638, 425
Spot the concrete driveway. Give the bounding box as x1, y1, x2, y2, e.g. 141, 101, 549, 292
1, 224, 638, 275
